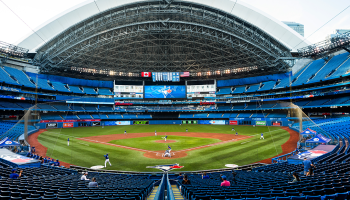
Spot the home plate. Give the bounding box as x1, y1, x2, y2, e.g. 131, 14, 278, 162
225, 164, 238, 168
90, 165, 104, 169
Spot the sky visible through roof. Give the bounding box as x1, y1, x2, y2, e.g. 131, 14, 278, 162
0, 0, 349, 47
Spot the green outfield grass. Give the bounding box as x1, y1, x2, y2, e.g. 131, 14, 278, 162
109, 136, 221, 151
37, 125, 290, 172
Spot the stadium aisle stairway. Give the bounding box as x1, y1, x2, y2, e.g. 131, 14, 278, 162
172, 184, 184, 200
147, 186, 158, 200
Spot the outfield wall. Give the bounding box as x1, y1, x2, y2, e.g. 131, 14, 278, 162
36, 118, 290, 129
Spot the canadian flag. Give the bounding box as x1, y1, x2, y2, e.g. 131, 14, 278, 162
141, 72, 151, 77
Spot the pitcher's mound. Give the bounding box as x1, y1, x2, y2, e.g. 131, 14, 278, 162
155, 140, 176, 143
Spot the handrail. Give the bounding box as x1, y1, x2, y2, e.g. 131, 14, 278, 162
167, 173, 175, 200
154, 173, 165, 200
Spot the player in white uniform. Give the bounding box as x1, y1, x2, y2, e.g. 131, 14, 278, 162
163, 149, 171, 158
155, 130, 157, 136
124, 130, 127, 135
67, 138, 69, 146
104, 154, 112, 167
260, 133, 264, 139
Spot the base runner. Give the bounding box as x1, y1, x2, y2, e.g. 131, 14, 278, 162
163, 149, 171, 158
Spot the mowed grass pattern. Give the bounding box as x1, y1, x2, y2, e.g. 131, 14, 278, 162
37, 125, 289, 171
109, 136, 221, 151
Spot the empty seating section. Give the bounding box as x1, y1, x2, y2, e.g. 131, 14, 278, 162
70, 105, 84, 111
246, 84, 260, 93
98, 88, 114, 95
0, 169, 153, 200
274, 76, 292, 89
137, 114, 152, 119
260, 103, 277, 108
232, 86, 246, 93
306, 99, 330, 106
91, 114, 100, 119
222, 113, 232, 118
259, 81, 276, 91
107, 113, 123, 119
34, 78, 54, 90
51, 81, 70, 92
251, 113, 266, 118
36, 104, 55, 110
229, 113, 238, 118
179, 113, 194, 118
245, 104, 258, 110
52, 104, 70, 110
323, 96, 350, 105
99, 105, 113, 111
238, 113, 251, 118
274, 102, 293, 108
3, 66, 36, 88
99, 114, 109, 119
233, 104, 246, 109
292, 59, 325, 86
68, 85, 83, 93
310, 53, 350, 82
208, 113, 224, 118
329, 56, 350, 79
0, 67, 18, 85
217, 88, 232, 95
77, 114, 92, 119
63, 115, 79, 120
268, 113, 287, 118
193, 113, 208, 118
0, 121, 36, 140
122, 114, 137, 119
84, 105, 97, 111
41, 114, 62, 120
217, 105, 232, 110
293, 100, 310, 106
16, 102, 34, 109
0, 101, 22, 109
83, 87, 97, 95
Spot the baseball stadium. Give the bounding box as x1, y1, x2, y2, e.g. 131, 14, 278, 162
0, 0, 350, 199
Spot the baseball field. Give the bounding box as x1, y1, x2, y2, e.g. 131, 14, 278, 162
30, 125, 297, 172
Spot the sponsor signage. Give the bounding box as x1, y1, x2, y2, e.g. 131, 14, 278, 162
229, 120, 238, 125
40, 119, 101, 123
115, 102, 133, 106
180, 72, 190, 77
46, 123, 58, 129
0, 86, 21, 92
273, 122, 281, 126
133, 121, 149, 125
199, 120, 226, 125
104, 121, 132, 126
199, 102, 215, 105
63, 123, 74, 128
256, 121, 266, 126
92, 122, 101, 126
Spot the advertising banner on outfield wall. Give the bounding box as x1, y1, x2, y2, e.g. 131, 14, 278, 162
133, 121, 149, 125
104, 121, 132, 126
273, 122, 281, 126
256, 121, 266, 126
40, 119, 100, 123
46, 123, 58, 129
229, 120, 238, 125
63, 123, 74, 128
199, 120, 226, 125
92, 122, 101, 126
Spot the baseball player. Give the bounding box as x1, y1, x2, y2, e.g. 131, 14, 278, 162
124, 130, 127, 135
232, 127, 235, 131
67, 138, 69, 146
168, 145, 172, 152
155, 130, 157, 136
163, 149, 171, 158
186, 129, 188, 132
104, 153, 112, 167
164, 135, 167, 142
260, 133, 264, 139
235, 132, 238, 136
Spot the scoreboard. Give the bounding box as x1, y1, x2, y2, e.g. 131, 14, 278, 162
152, 72, 180, 82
